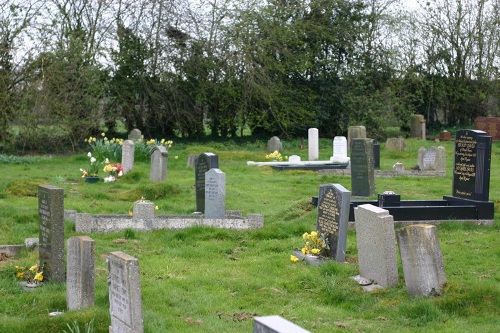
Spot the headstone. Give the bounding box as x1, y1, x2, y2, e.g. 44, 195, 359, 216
350, 138, 375, 197
149, 145, 168, 182
308, 128, 319, 161
347, 125, 366, 151
187, 153, 197, 168
288, 155, 301, 164
396, 224, 446, 296
128, 129, 142, 141
25, 238, 39, 250
121, 140, 135, 174
410, 114, 425, 138
418, 146, 446, 171
108, 251, 144, 333
474, 116, 500, 139
38, 185, 65, 283
372, 139, 380, 169
386, 137, 406, 151
354, 204, 398, 287
205, 168, 226, 219
316, 184, 351, 262
254, 315, 311, 333
195, 153, 219, 212
452, 130, 492, 201
331, 136, 348, 163
267, 136, 282, 153
132, 200, 155, 220
392, 162, 404, 173
67, 236, 95, 310
439, 130, 451, 140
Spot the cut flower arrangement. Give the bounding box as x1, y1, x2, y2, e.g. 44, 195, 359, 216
80, 152, 102, 177
15, 263, 44, 284
103, 161, 124, 182
290, 230, 329, 262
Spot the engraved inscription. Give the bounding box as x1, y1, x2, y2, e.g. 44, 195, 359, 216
453, 132, 477, 197
110, 260, 131, 326
317, 188, 339, 236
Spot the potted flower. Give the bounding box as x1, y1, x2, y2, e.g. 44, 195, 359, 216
290, 230, 329, 265
80, 152, 103, 183
103, 161, 124, 182
15, 263, 44, 289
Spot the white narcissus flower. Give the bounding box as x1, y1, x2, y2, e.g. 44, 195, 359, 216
90, 157, 96, 163
87, 152, 92, 157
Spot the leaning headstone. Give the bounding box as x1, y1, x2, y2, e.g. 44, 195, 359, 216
195, 153, 219, 212
205, 168, 226, 219
386, 137, 406, 151
354, 204, 398, 287
149, 145, 168, 182
397, 224, 446, 296
372, 139, 380, 169
267, 136, 282, 153
331, 136, 348, 163
418, 146, 446, 171
128, 128, 142, 141
350, 138, 375, 197
121, 140, 135, 174
347, 125, 366, 151
67, 236, 95, 310
108, 251, 144, 333
453, 130, 492, 201
316, 184, 351, 262
308, 128, 319, 161
187, 153, 197, 168
38, 185, 65, 283
254, 315, 311, 333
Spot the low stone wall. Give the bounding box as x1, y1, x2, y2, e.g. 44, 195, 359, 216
318, 169, 446, 177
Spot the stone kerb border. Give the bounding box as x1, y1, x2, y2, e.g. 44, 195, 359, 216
73, 212, 264, 233
318, 169, 446, 177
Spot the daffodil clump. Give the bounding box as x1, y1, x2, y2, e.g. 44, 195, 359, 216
266, 150, 283, 161
301, 231, 328, 255
15, 263, 44, 283
135, 137, 175, 161
84, 133, 124, 162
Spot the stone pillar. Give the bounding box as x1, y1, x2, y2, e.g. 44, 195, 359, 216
67, 236, 95, 310
308, 128, 319, 161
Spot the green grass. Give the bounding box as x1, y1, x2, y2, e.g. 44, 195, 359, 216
0, 138, 499, 332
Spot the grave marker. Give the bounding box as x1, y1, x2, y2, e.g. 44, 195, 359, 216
67, 236, 95, 310
350, 138, 374, 197
332, 136, 348, 163
205, 168, 226, 219
347, 125, 366, 152
38, 185, 65, 283
418, 146, 446, 171
372, 139, 380, 169
108, 251, 144, 333
474, 116, 500, 139
316, 184, 351, 262
128, 129, 142, 141
452, 130, 491, 201
386, 137, 406, 151
149, 146, 168, 182
308, 128, 319, 161
267, 136, 282, 153
121, 140, 135, 174
254, 315, 311, 333
195, 153, 219, 212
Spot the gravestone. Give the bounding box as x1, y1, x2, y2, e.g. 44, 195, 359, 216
108, 251, 144, 333
350, 138, 375, 197
439, 130, 451, 140
452, 130, 492, 201
67, 236, 95, 310
149, 145, 168, 182
386, 137, 406, 151
267, 136, 282, 153
331, 136, 348, 163
418, 146, 446, 171
128, 129, 142, 141
195, 153, 219, 212
410, 114, 425, 138
133, 200, 155, 220
474, 116, 500, 139
308, 128, 319, 161
205, 168, 226, 219
187, 153, 197, 168
347, 125, 366, 151
354, 204, 398, 287
397, 224, 446, 296
316, 184, 351, 262
372, 139, 380, 169
38, 185, 65, 283
254, 315, 311, 333
121, 140, 135, 174
288, 155, 301, 163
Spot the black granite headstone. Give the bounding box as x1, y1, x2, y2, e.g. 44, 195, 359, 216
350, 138, 375, 197
195, 153, 219, 212
372, 139, 380, 169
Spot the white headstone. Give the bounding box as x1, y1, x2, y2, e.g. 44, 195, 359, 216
308, 128, 319, 161
288, 155, 301, 164
254, 316, 311, 333
205, 168, 226, 219
332, 136, 348, 163
121, 140, 135, 174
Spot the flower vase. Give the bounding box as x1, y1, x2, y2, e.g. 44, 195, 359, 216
85, 176, 100, 183
19, 281, 43, 291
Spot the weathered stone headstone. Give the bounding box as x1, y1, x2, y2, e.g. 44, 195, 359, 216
205, 168, 226, 219
350, 138, 375, 197
108, 251, 144, 333
372, 139, 380, 169
418, 146, 446, 171
354, 204, 398, 287
254, 315, 311, 333
67, 236, 95, 310
386, 137, 406, 151
149, 145, 168, 182
331, 136, 348, 163
308, 128, 319, 161
474, 116, 500, 140
392, 162, 404, 173
121, 140, 135, 174
38, 185, 65, 283
187, 153, 197, 168
452, 130, 492, 201
288, 155, 301, 163
347, 125, 366, 151
132, 200, 155, 220
316, 184, 351, 262
410, 114, 425, 138
195, 153, 219, 212
128, 128, 142, 141
397, 224, 446, 296
267, 136, 282, 153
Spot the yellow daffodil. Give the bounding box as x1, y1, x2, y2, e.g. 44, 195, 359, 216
290, 255, 299, 262
311, 248, 320, 255
155, 206, 159, 211
34, 272, 43, 281
29, 264, 38, 272
16, 272, 24, 278
174, 156, 178, 159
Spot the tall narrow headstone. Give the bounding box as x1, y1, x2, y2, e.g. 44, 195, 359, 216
397, 224, 446, 296
331, 136, 348, 163
347, 125, 366, 152
108, 251, 144, 333
128, 129, 142, 141
67, 236, 95, 310
316, 184, 351, 262
308, 128, 319, 161
354, 204, 398, 287
267, 136, 282, 153
149, 145, 168, 182
38, 185, 65, 283
350, 138, 375, 197
121, 140, 135, 174
205, 168, 226, 219
410, 114, 425, 138
195, 153, 219, 212
453, 130, 492, 201
254, 316, 312, 333
372, 139, 380, 169
187, 153, 197, 168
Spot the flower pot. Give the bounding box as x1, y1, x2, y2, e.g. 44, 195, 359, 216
85, 176, 100, 183
19, 281, 43, 291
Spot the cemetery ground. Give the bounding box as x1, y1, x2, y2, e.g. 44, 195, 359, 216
0, 138, 499, 333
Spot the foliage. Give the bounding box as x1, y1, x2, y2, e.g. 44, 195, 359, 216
64, 319, 95, 333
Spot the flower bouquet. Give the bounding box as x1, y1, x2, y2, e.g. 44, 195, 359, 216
103, 162, 124, 182
290, 230, 329, 264
15, 263, 44, 288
